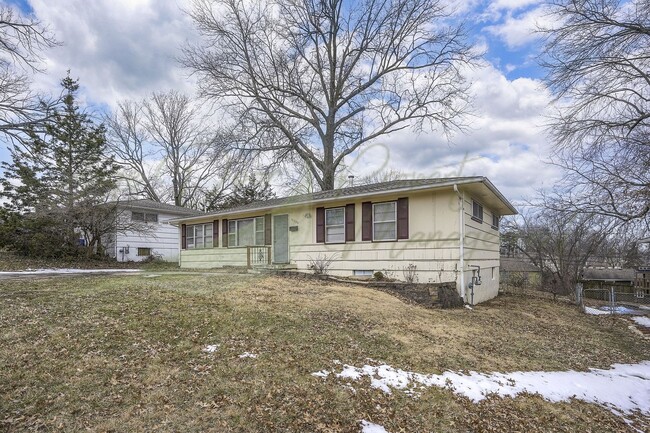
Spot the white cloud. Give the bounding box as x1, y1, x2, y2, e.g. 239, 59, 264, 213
488, 0, 542, 13
485, 6, 552, 49
348, 62, 560, 203
29, 0, 197, 108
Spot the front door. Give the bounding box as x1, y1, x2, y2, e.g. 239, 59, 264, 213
273, 214, 289, 264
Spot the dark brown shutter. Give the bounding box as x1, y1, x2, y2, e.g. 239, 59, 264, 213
362, 201, 372, 241
181, 224, 187, 249
264, 214, 272, 245
213, 220, 219, 248
316, 207, 325, 243
345, 203, 355, 242
397, 197, 409, 240
222, 218, 228, 247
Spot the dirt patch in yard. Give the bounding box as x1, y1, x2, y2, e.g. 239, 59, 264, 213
0, 274, 647, 432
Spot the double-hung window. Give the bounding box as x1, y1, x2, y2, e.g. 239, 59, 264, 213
325, 207, 345, 243
186, 223, 213, 249
472, 200, 483, 223
132, 211, 158, 223
228, 217, 265, 247
373, 202, 397, 241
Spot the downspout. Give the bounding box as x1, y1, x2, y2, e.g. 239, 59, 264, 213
454, 184, 466, 301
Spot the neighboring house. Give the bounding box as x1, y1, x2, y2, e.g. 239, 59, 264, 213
170, 177, 517, 304
500, 257, 542, 289
581, 268, 636, 291
104, 199, 204, 262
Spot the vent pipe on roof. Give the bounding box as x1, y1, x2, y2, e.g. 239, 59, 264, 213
348, 175, 355, 186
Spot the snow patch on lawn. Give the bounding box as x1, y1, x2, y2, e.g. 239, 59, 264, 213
585, 305, 641, 315
239, 352, 258, 359
315, 361, 650, 416
360, 420, 389, 433
0, 268, 141, 275
202, 344, 220, 353
585, 306, 610, 315
632, 316, 650, 327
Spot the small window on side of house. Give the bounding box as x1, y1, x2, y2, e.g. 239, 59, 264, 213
492, 213, 499, 229
145, 213, 158, 223
132, 211, 145, 222
137, 247, 151, 256
472, 200, 483, 223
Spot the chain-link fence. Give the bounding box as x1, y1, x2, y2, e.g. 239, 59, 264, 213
577, 283, 649, 316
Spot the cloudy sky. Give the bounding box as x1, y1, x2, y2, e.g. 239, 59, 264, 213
2, 0, 561, 205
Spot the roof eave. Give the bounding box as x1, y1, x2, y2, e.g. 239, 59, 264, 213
168, 177, 516, 224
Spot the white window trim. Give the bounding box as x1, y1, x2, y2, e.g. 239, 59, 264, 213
372, 201, 397, 242
228, 217, 265, 247
325, 207, 346, 244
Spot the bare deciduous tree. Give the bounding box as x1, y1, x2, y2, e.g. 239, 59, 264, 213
505, 207, 613, 299
106, 91, 241, 208
183, 0, 475, 191
104, 101, 164, 202
541, 0, 650, 225
0, 5, 59, 145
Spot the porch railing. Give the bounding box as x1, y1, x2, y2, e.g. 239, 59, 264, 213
247, 246, 271, 268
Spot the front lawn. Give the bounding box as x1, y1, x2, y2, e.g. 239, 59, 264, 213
1, 274, 647, 432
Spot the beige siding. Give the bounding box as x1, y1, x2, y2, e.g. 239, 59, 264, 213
181, 247, 249, 268
462, 195, 501, 304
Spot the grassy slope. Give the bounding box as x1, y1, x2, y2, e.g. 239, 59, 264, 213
0, 274, 648, 432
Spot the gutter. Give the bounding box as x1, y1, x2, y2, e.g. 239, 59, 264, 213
168, 177, 516, 225
454, 184, 466, 301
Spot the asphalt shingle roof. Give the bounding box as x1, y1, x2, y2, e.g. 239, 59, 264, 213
500, 258, 541, 273
218, 177, 481, 214
120, 199, 204, 216
581, 268, 636, 281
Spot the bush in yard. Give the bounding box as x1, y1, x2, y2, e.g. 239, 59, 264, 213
402, 264, 418, 284
307, 253, 338, 276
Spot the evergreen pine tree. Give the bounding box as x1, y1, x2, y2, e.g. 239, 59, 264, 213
206, 173, 276, 211
0, 74, 119, 257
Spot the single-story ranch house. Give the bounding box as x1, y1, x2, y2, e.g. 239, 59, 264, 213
171, 177, 517, 304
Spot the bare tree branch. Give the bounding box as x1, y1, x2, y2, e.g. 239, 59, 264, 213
0, 5, 60, 146
541, 0, 650, 224
106, 91, 243, 208
182, 0, 476, 190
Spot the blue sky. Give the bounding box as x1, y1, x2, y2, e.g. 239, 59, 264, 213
1, 0, 559, 203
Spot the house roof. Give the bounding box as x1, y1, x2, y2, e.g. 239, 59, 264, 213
169, 176, 517, 224
116, 199, 204, 217
581, 268, 636, 282
500, 258, 541, 273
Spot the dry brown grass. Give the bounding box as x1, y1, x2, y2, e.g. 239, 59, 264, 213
0, 274, 647, 432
